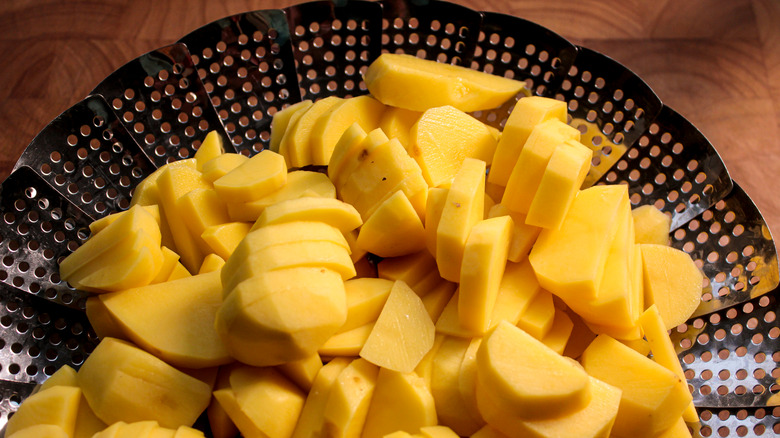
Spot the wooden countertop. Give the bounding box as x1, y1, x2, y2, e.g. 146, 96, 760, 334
0, 0, 778, 234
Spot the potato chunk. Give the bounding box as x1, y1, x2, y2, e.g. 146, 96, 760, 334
215, 267, 347, 366
213, 366, 305, 438
292, 358, 351, 438
356, 190, 427, 257
477, 321, 591, 420
436, 158, 485, 282
501, 119, 580, 215
580, 334, 691, 437
529, 184, 629, 301
323, 358, 379, 438
100, 270, 231, 368
364, 53, 523, 112
5, 386, 81, 438
458, 215, 513, 333
632, 204, 671, 245
309, 95, 385, 165
360, 280, 435, 373
213, 149, 287, 203
477, 375, 621, 438
409, 105, 497, 187
362, 368, 437, 438
641, 243, 703, 329
489, 96, 567, 187
77, 338, 211, 429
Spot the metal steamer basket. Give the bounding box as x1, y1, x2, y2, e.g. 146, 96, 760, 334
0, 0, 777, 436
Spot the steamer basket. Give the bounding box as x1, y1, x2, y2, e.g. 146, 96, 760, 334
0, 0, 777, 436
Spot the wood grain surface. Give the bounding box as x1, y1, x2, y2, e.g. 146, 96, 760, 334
0, 0, 778, 234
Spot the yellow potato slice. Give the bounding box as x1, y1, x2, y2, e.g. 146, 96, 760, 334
340, 277, 394, 333
277, 354, 323, 393
364, 53, 523, 112
641, 243, 703, 329
310, 95, 386, 165
377, 250, 438, 286
66, 231, 163, 293
251, 197, 362, 234
488, 96, 567, 187
201, 153, 249, 184
458, 215, 513, 333
6, 424, 70, 438
88, 204, 160, 235
176, 188, 229, 236
214, 366, 305, 438
632, 204, 672, 245
215, 267, 347, 366
226, 170, 337, 222
638, 304, 699, 423
100, 270, 231, 368
477, 321, 591, 420
194, 130, 225, 171
540, 309, 575, 355
60, 205, 161, 280
561, 200, 639, 335
282, 96, 343, 167
270, 100, 313, 153
77, 337, 211, 429
322, 358, 379, 438
5, 386, 81, 438
580, 334, 692, 437
222, 240, 355, 294
379, 105, 421, 149
362, 368, 437, 438
420, 280, 457, 322
487, 203, 541, 264
156, 164, 212, 272
525, 139, 592, 230
424, 187, 449, 256
515, 289, 556, 340
477, 375, 621, 438
130, 158, 196, 207
529, 184, 629, 301
213, 149, 287, 203
356, 190, 427, 257
436, 158, 485, 282
330, 127, 388, 192
340, 137, 427, 221
501, 119, 581, 215
409, 105, 497, 187
291, 357, 351, 438
360, 281, 435, 373
319, 323, 374, 357
430, 336, 484, 436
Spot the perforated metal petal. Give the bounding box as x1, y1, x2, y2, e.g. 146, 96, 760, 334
13, 95, 156, 220
468, 11, 578, 129
473, 12, 577, 97
380, 0, 481, 67
559, 47, 663, 188
695, 407, 780, 437
675, 291, 780, 408
604, 105, 734, 231
287, 0, 383, 100
673, 183, 779, 318
0, 282, 96, 385
92, 43, 231, 166
0, 168, 91, 310
0, 381, 34, 431
179, 9, 300, 155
